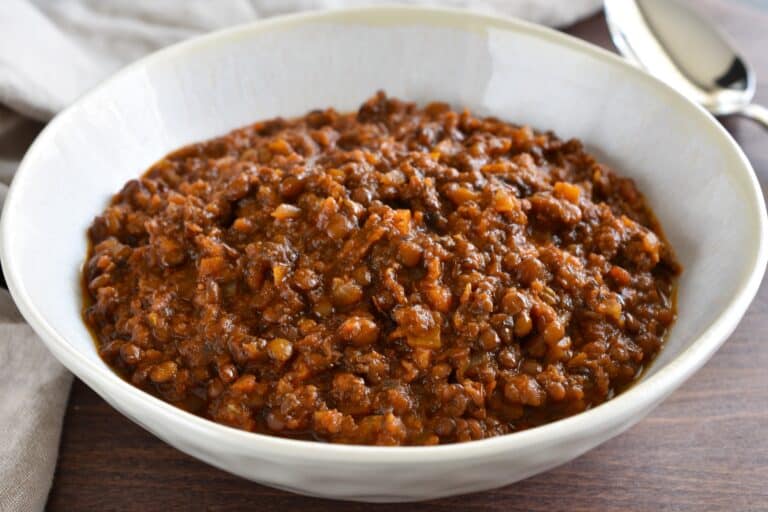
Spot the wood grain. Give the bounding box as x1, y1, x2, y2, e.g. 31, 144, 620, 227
46, 2, 768, 510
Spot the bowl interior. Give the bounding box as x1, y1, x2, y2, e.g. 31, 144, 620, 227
3, 9, 763, 430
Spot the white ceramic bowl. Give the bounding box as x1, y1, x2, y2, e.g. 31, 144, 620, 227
2, 6, 766, 503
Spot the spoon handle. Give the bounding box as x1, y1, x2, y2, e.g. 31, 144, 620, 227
737, 104, 768, 129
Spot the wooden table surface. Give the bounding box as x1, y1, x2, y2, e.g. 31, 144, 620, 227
46, 2, 768, 511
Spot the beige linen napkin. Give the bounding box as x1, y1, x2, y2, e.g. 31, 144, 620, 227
0, 290, 72, 512
0, 1, 601, 510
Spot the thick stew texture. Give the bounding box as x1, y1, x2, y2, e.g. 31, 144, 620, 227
84, 93, 679, 445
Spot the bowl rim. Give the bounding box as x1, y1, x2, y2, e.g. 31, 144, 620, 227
2, 5, 766, 463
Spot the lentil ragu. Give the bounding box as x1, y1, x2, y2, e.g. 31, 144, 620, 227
83, 93, 680, 446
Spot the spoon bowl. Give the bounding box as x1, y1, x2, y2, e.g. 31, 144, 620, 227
605, 0, 767, 126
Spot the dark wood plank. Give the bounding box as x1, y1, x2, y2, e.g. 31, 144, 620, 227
46, 2, 768, 510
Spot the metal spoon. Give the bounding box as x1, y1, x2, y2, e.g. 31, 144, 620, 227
604, 0, 768, 128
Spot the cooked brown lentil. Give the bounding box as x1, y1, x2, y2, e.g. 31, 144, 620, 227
83, 92, 680, 445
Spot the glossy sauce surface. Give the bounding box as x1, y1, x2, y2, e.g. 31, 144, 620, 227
84, 93, 679, 445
